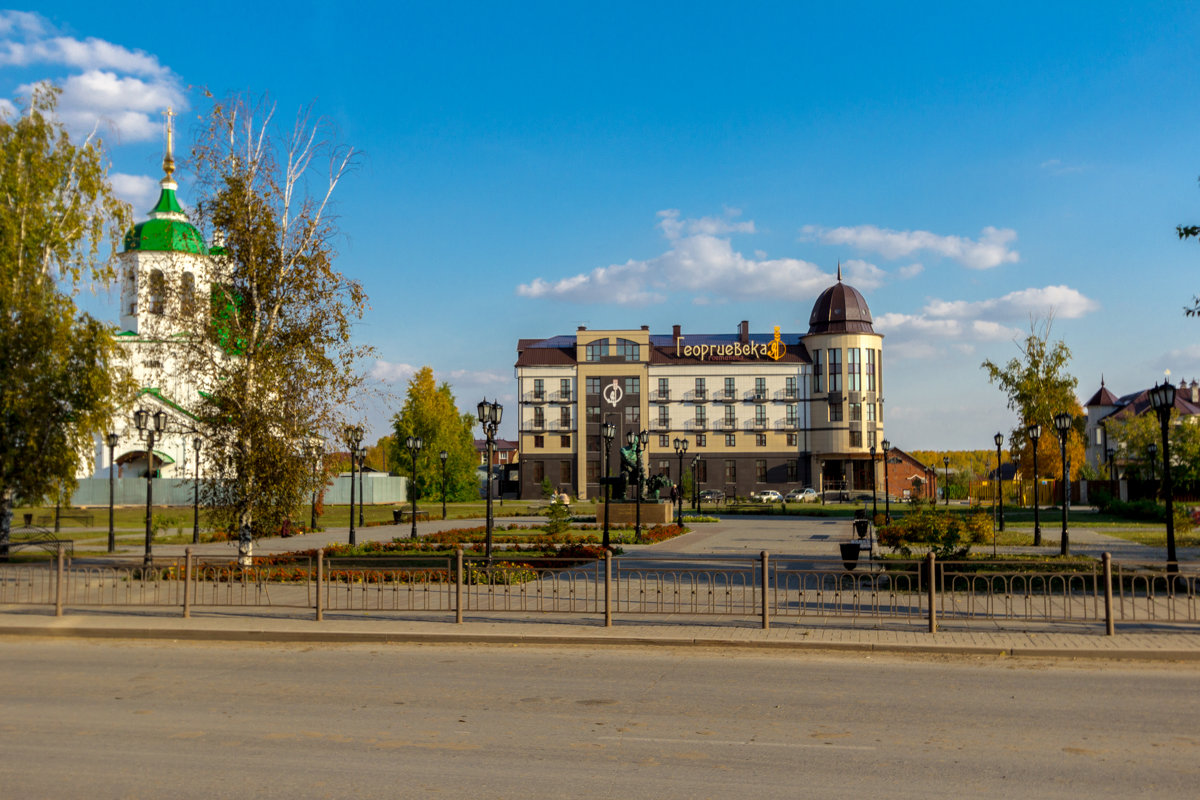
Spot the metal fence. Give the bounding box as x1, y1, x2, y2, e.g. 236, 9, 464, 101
3, 548, 1199, 634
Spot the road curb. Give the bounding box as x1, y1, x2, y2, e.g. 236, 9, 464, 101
3, 624, 1198, 661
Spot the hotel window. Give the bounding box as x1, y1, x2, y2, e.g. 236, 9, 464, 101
786, 405, 797, 427
829, 402, 843, 422
724, 459, 736, 482
659, 434, 669, 448
696, 434, 706, 447
725, 434, 736, 447
587, 461, 599, 481
787, 460, 798, 481
756, 459, 767, 482
533, 378, 544, 400
754, 377, 766, 400
585, 340, 609, 361
695, 377, 706, 399
561, 435, 571, 447
658, 405, 669, 427
850, 402, 862, 422
534, 435, 544, 448
756, 433, 766, 447
695, 405, 707, 427
560, 378, 571, 399
849, 430, 862, 448
560, 461, 572, 484
586, 405, 599, 422
867, 402, 876, 422
724, 406, 736, 428
623, 406, 640, 425
696, 459, 707, 482
724, 377, 735, 399
657, 377, 669, 399
848, 348, 861, 391
623, 377, 640, 395
587, 435, 600, 452
785, 376, 797, 399
813, 350, 823, 392
786, 433, 797, 447
755, 405, 766, 427
533, 461, 544, 482
657, 459, 670, 477
559, 406, 571, 428
828, 349, 842, 392
586, 377, 600, 395
533, 407, 544, 428
866, 349, 876, 392
869, 430, 877, 448
615, 338, 640, 361
879, 401, 884, 421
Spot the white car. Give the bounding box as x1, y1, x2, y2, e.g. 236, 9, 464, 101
750, 490, 783, 503
785, 488, 819, 503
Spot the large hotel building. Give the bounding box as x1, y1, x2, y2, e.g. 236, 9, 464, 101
514, 273, 884, 500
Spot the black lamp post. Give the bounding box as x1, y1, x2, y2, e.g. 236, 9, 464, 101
627, 429, 649, 540
942, 455, 950, 507
357, 446, 366, 527
869, 445, 878, 520
673, 436, 689, 526
106, 432, 119, 553
1148, 442, 1157, 481
1149, 381, 1178, 573
691, 455, 699, 513
405, 435, 423, 539
1054, 412, 1072, 557
134, 407, 167, 566
192, 436, 202, 544
601, 421, 616, 550
477, 399, 502, 561
881, 439, 891, 523
439, 450, 448, 520
1107, 447, 1116, 482
1027, 423, 1042, 546
344, 425, 363, 545
994, 432, 1005, 532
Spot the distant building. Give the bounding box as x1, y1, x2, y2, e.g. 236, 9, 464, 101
475, 438, 518, 466
1083, 377, 1200, 474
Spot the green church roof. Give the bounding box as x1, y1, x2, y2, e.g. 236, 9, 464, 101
123, 217, 208, 254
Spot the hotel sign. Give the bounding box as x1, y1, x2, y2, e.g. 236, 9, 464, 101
677, 326, 788, 362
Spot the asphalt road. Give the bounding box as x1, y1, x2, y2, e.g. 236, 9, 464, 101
2, 639, 1198, 799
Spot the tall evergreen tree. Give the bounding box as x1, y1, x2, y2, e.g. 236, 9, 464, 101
0, 86, 131, 555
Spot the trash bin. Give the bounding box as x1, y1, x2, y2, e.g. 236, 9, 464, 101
853, 518, 870, 540
839, 541, 861, 571
392, 508, 403, 524
23, 513, 32, 526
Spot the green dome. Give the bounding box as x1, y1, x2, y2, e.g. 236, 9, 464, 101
123, 218, 208, 254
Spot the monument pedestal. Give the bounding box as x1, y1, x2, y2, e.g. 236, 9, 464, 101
606, 501, 671, 525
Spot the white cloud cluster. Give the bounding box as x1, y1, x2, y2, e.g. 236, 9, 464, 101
801, 224, 1019, 270
1, 11, 185, 143
370, 360, 418, 384
517, 209, 837, 306
876, 285, 1099, 360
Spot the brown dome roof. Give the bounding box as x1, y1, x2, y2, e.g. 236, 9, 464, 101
808, 273, 874, 334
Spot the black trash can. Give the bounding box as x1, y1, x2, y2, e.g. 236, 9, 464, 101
839, 541, 861, 571
392, 508, 403, 524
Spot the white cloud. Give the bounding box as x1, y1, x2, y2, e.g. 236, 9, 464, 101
801, 223, 1019, 270
841, 259, 887, 291
922, 285, 1099, 321
2, 13, 185, 142
109, 173, 161, 211
898, 263, 924, 279
517, 210, 834, 306
370, 360, 418, 383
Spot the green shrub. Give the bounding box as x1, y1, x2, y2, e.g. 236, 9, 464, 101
876, 500, 977, 559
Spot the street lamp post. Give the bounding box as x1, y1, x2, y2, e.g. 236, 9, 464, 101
870, 445, 878, 520
627, 430, 649, 541
1054, 412, 1072, 557
881, 439, 891, 523
1149, 381, 1178, 573
192, 436, 202, 544
405, 436, 423, 539
343, 425, 363, 546
601, 421, 616, 550
691, 456, 699, 513
357, 447, 366, 527
477, 399, 503, 561
994, 432, 1005, 532
673, 437, 689, 526
133, 408, 167, 566
106, 432, 119, 553
1027, 423, 1042, 546
1148, 442, 1157, 481
942, 455, 950, 507
439, 450, 448, 520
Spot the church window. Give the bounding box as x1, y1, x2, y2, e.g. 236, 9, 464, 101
148, 269, 165, 315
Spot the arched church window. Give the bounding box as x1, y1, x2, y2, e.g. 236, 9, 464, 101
148, 269, 165, 315
181, 272, 196, 315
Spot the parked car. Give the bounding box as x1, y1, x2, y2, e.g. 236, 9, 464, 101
749, 490, 783, 503
699, 489, 725, 503
785, 487, 820, 503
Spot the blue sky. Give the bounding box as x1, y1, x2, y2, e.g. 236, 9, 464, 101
4, 3, 1200, 449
